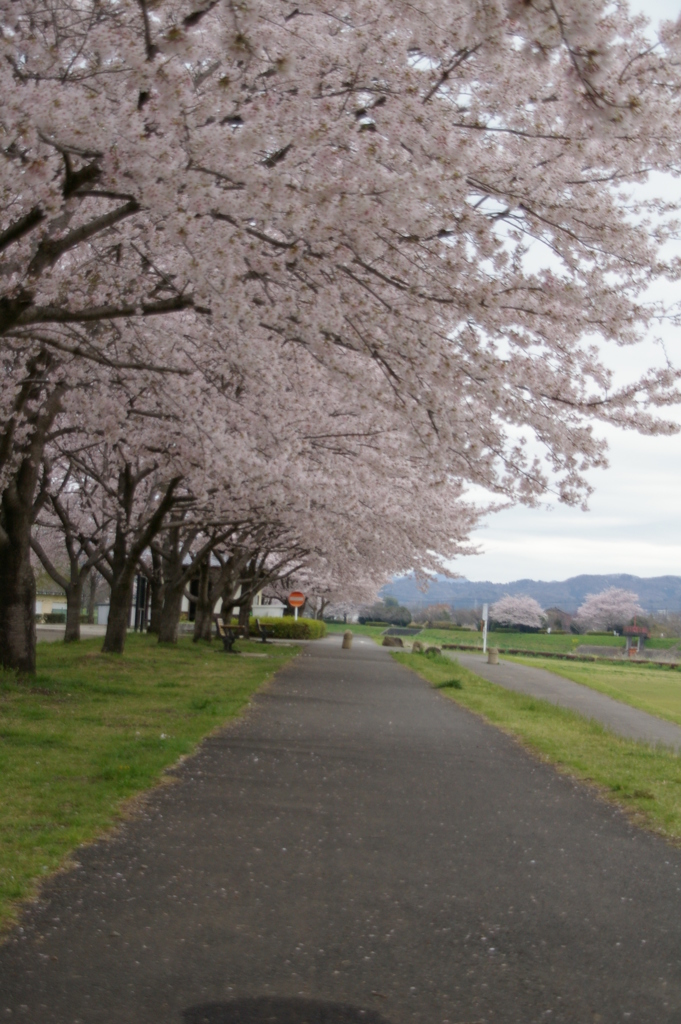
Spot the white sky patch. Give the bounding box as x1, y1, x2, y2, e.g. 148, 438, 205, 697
448, 1, 681, 585
452, 419, 681, 581
635, 0, 681, 31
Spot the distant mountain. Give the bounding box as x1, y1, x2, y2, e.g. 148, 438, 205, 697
380, 574, 681, 614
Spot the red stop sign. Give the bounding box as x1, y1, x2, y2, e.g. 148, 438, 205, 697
288, 591, 305, 608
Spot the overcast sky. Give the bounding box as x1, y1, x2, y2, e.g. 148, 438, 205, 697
448, 0, 681, 584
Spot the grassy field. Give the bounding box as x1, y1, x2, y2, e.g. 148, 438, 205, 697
415, 628, 679, 652
0, 634, 300, 933
509, 655, 681, 727
325, 623, 388, 639
328, 623, 680, 654
393, 650, 681, 843
327, 622, 586, 649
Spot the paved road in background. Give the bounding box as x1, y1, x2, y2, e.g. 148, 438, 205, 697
452, 650, 681, 750
36, 624, 107, 643
2, 636, 681, 1024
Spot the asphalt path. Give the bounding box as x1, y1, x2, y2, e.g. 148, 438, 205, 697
451, 650, 681, 750
36, 625, 107, 643
2, 635, 681, 1024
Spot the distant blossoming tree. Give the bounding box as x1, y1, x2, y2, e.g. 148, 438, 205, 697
491, 595, 545, 630
575, 588, 643, 632
413, 604, 454, 623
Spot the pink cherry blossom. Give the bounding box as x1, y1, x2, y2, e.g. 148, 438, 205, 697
490, 594, 545, 629
575, 587, 644, 631
2, 1, 681, 670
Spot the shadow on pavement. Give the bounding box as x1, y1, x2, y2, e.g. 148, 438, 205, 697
182, 997, 392, 1024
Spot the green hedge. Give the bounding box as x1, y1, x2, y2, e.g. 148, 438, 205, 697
363, 620, 390, 628
247, 616, 327, 640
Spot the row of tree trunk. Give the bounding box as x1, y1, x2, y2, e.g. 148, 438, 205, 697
35, 548, 261, 657
0, 389, 292, 674
0, 456, 288, 673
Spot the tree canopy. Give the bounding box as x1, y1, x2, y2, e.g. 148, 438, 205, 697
2, 0, 681, 670
575, 587, 644, 632
490, 594, 545, 630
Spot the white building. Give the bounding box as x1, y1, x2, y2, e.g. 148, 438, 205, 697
251, 591, 286, 618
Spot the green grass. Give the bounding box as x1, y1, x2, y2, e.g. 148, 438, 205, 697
407, 628, 679, 653
324, 623, 388, 639
508, 655, 681, 728
0, 633, 300, 933
418, 628, 588, 651
393, 650, 681, 843
327, 623, 681, 655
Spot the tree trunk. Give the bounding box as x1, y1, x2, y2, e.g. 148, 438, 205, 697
0, 499, 36, 674
64, 579, 84, 643
147, 548, 164, 635
0, 364, 64, 674
100, 471, 181, 655
193, 608, 213, 642
238, 600, 251, 638
219, 584, 237, 626
103, 577, 135, 654
157, 528, 186, 644
193, 558, 214, 642
158, 584, 185, 644
102, 525, 135, 654
86, 571, 97, 625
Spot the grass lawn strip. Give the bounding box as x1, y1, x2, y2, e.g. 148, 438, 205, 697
405, 627, 676, 654
327, 622, 679, 655
507, 655, 681, 729
393, 650, 681, 843
0, 633, 300, 934
325, 623, 388, 640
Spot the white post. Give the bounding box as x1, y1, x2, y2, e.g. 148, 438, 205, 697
482, 603, 489, 655
295, 606, 298, 621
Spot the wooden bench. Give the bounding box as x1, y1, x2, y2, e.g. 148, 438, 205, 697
214, 616, 244, 653
254, 618, 274, 644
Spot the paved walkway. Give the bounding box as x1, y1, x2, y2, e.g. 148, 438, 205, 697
2, 636, 681, 1023
37, 624, 107, 643
451, 650, 681, 750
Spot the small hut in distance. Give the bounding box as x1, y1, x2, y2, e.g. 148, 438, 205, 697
623, 622, 649, 655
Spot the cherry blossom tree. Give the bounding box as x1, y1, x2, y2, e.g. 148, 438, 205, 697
266, 568, 382, 622
39, 385, 482, 651
31, 463, 109, 642
490, 594, 545, 630
5, 0, 681, 477
194, 536, 262, 640
0, 326, 204, 669
4, 0, 681, 672
575, 587, 644, 632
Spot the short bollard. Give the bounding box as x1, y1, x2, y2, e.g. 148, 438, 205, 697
342, 630, 353, 650
487, 647, 499, 665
